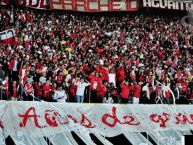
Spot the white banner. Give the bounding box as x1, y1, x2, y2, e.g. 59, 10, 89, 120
0, 101, 193, 139
143, 0, 193, 11
50, 0, 138, 12
0, 29, 15, 41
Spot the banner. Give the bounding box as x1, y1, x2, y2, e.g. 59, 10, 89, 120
0, 29, 15, 45
143, 0, 193, 11
15, 0, 49, 9
1, 101, 193, 139
50, 0, 138, 12
0, 0, 49, 9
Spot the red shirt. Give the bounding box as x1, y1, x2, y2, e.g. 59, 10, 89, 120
12, 83, 18, 98
117, 68, 125, 83
55, 75, 63, 84
69, 84, 77, 98
165, 90, 171, 98
89, 76, 102, 91
24, 83, 34, 95
34, 83, 43, 97
120, 83, 132, 99
3, 81, 9, 95
99, 67, 109, 81
97, 85, 107, 97
43, 83, 51, 98
133, 84, 141, 98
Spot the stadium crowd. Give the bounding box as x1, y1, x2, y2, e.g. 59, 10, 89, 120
0, 7, 192, 104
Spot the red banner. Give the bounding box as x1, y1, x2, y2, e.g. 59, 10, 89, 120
50, 0, 139, 12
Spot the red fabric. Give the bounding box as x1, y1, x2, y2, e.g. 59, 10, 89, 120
97, 85, 107, 97
9, 59, 14, 70
165, 90, 171, 98
99, 67, 109, 81
12, 83, 18, 98
180, 82, 188, 94
89, 76, 102, 90
69, 84, 77, 98
133, 84, 141, 98
120, 83, 131, 99
117, 68, 125, 83
55, 75, 63, 84
24, 83, 34, 95
34, 83, 43, 97
3, 81, 9, 95
43, 83, 51, 98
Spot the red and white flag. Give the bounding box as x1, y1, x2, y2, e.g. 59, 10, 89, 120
0, 29, 15, 45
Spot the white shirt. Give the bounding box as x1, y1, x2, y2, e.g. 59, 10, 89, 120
108, 73, 116, 87
142, 85, 150, 99
13, 60, 18, 71
53, 90, 67, 102
65, 74, 71, 87
76, 82, 89, 96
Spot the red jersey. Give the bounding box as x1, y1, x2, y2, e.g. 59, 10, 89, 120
89, 76, 102, 91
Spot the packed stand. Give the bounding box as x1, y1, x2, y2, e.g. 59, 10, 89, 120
0, 7, 193, 104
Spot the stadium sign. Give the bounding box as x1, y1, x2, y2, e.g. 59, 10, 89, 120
143, 0, 193, 10
50, 0, 138, 12
16, 0, 49, 9
0, 0, 49, 9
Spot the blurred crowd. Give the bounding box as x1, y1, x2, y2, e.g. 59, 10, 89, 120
0, 7, 192, 104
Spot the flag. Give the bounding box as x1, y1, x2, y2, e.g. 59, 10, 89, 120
0, 29, 15, 45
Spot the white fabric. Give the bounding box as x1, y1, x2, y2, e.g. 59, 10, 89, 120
1, 102, 193, 139
76, 82, 89, 96
133, 97, 139, 104
142, 85, 150, 99
0, 102, 192, 145
124, 132, 153, 145
53, 90, 67, 102
0, 29, 15, 40
108, 73, 116, 86
65, 74, 71, 87
13, 60, 18, 71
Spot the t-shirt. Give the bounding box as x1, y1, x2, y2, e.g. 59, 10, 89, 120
108, 73, 116, 86
76, 82, 89, 96
53, 90, 67, 101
